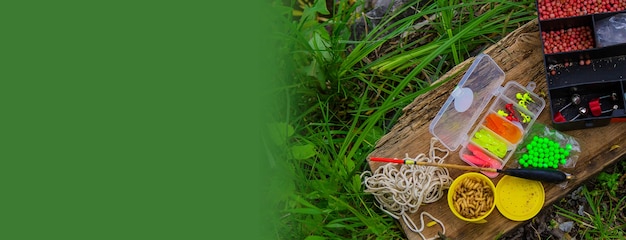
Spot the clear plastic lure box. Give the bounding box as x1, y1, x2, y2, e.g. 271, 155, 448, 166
429, 54, 546, 177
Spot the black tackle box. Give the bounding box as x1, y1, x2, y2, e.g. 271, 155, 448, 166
536, 1, 626, 130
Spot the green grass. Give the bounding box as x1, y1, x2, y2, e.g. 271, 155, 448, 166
266, 0, 537, 238
553, 161, 626, 239
555, 186, 626, 239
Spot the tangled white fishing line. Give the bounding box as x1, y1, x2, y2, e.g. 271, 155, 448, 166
361, 138, 453, 240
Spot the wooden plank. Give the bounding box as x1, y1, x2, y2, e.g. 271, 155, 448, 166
367, 19, 626, 240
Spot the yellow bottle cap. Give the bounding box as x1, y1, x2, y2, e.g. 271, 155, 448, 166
495, 175, 545, 221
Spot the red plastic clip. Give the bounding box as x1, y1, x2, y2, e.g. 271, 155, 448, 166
589, 98, 618, 117
589, 98, 602, 116
553, 112, 566, 122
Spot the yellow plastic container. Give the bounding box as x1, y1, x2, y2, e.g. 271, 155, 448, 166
447, 173, 496, 223
448, 173, 546, 223
495, 175, 545, 221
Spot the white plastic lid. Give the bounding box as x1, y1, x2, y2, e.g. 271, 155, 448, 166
429, 54, 505, 151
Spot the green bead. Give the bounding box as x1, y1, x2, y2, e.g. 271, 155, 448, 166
560, 159, 566, 165
533, 136, 539, 142
566, 144, 572, 150
553, 164, 558, 169
532, 163, 538, 167
563, 151, 570, 157
543, 163, 548, 168
523, 163, 529, 168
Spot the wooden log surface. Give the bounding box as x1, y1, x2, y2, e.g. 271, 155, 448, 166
367, 19, 626, 240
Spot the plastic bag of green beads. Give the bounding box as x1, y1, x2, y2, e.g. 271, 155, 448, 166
513, 123, 580, 169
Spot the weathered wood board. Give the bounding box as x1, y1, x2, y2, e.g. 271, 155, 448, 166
367, 19, 626, 240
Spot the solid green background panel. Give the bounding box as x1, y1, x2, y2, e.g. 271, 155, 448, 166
0, 1, 273, 239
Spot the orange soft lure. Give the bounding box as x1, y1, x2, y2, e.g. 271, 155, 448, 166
484, 113, 523, 143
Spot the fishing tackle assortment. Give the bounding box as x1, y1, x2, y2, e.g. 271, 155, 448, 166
365, 54, 582, 225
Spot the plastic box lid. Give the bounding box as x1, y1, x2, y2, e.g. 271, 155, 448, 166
495, 175, 545, 221
429, 54, 506, 151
